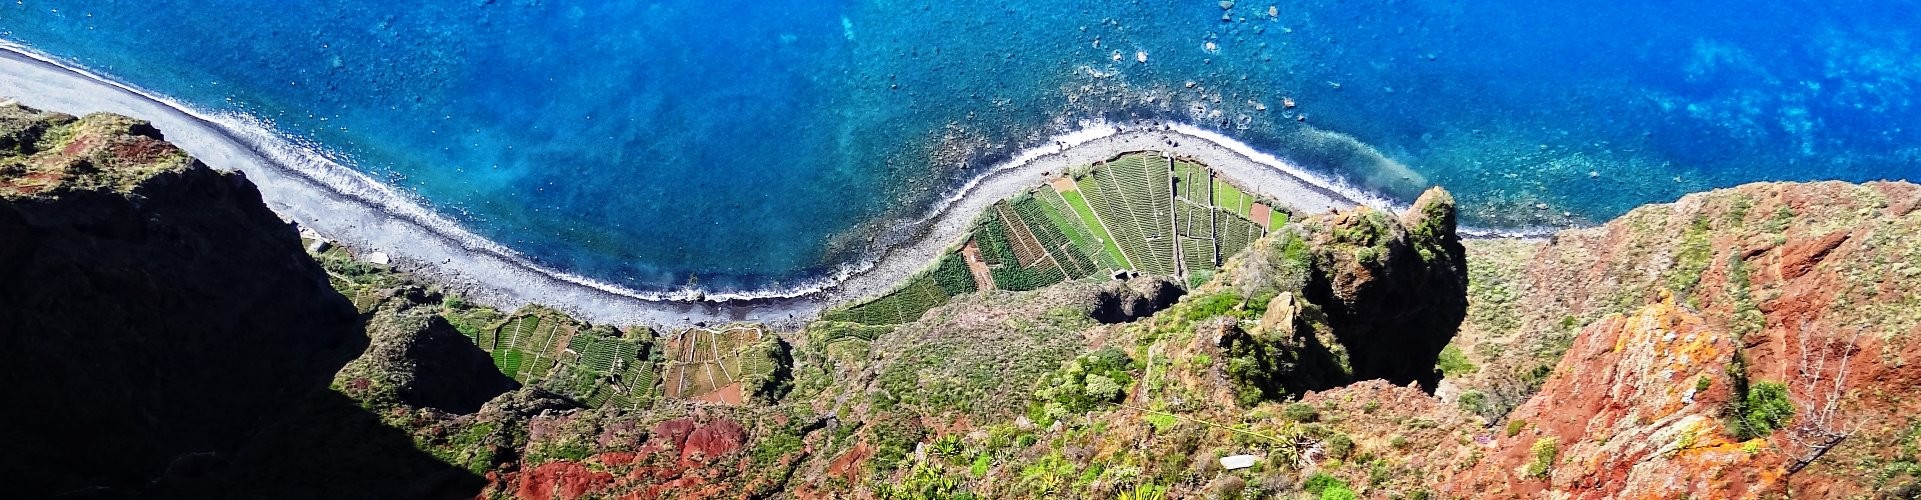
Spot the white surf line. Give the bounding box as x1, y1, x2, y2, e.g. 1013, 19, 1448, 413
0, 40, 1545, 328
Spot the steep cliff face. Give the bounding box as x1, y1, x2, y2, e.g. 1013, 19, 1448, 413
0, 105, 481, 498
1436, 181, 1921, 498
334, 287, 521, 414
1201, 187, 1469, 405
1302, 187, 1469, 388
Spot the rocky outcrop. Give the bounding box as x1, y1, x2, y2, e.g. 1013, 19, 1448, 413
1300, 187, 1469, 389
1088, 276, 1186, 323
0, 106, 349, 495
334, 287, 520, 414
1201, 187, 1469, 405
1437, 181, 1921, 498
1444, 294, 1787, 498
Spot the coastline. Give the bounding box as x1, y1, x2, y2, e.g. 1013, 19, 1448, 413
0, 41, 1536, 329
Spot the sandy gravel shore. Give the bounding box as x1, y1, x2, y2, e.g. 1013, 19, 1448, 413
2, 41, 1415, 329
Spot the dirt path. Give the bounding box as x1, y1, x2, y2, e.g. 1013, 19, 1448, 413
1049, 176, 1078, 193
960, 239, 996, 291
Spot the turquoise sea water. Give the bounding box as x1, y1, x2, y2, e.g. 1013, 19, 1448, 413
3, 1, 1917, 293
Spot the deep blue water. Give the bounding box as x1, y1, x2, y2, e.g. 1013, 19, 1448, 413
4, 0, 1918, 292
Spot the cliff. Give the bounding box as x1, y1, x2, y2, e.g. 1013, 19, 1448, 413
0, 105, 484, 497
10, 103, 1921, 499
1430, 181, 1921, 498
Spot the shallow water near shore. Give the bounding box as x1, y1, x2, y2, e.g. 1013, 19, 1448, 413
3, 0, 1918, 294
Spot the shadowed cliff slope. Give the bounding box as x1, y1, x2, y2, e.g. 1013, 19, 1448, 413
0, 105, 485, 498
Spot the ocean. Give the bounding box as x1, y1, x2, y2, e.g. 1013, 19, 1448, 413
3, 0, 1917, 294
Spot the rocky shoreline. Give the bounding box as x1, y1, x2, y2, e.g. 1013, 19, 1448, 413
1, 40, 1477, 329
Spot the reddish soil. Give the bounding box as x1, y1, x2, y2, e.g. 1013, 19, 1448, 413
495, 416, 758, 500
514, 461, 614, 500
692, 381, 745, 405
959, 239, 996, 290
1436, 182, 1921, 498
826, 441, 874, 480
679, 419, 747, 464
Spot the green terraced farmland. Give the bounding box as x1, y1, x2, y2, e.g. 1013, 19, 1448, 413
1213, 178, 1252, 218
821, 272, 951, 325
1084, 153, 1177, 276
1035, 189, 1124, 270
470, 307, 663, 410
832, 150, 1280, 325
977, 208, 1068, 291
1053, 188, 1131, 269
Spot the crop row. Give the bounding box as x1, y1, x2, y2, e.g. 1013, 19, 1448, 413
1035, 189, 1124, 270
1085, 163, 1164, 274
1114, 154, 1177, 274
1010, 197, 1100, 279
930, 253, 977, 297
1173, 160, 1212, 202
976, 212, 1068, 291
993, 203, 1052, 268
820, 273, 950, 325
1217, 210, 1262, 259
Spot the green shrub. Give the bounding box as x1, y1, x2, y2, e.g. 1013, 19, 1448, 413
1435, 344, 1478, 377
1303, 472, 1348, 495
1666, 217, 1715, 298
1144, 412, 1177, 432
931, 434, 965, 458
1737, 381, 1795, 439
752, 426, 806, 464
1182, 291, 1251, 323
1321, 486, 1358, 500
1457, 390, 1489, 416
1505, 419, 1527, 437
1369, 460, 1394, 484
1326, 433, 1355, 460
876, 463, 972, 499
1525, 437, 1558, 478
1283, 403, 1321, 423
1031, 348, 1137, 423
1117, 483, 1168, 500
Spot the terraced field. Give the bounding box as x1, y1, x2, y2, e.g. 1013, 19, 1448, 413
834, 151, 1284, 325
660, 325, 781, 404
471, 309, 785, 407
471, 307, 662, 410
316, 250, 676, 409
